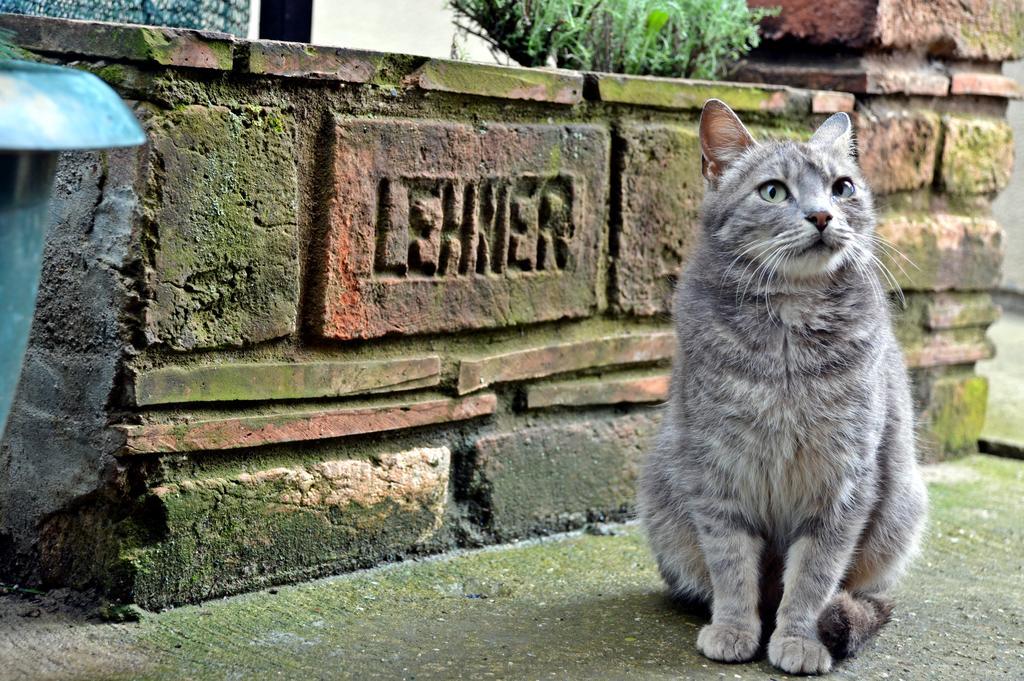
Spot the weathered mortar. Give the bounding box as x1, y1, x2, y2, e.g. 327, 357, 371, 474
0, 10, 1013, 607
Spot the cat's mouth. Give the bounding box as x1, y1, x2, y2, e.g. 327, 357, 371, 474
799, 238, 838, 255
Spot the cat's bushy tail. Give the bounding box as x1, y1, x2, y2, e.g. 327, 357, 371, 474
817, 591, 892, 659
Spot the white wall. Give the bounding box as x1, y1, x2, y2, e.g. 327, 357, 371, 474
993, 60, 1024, 294
310, 0, 495, 61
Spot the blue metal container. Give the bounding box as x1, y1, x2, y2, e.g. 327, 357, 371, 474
0, 60, 145, 433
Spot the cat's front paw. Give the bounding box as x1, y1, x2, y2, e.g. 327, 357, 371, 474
696, 623, 760, 663
768, 633, 833, 675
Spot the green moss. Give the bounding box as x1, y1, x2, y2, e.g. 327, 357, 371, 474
596, 76, 797, 114
923, 374, 989, 460
940, 116, 1014, 195
416, 60, 581, 103
369, 53, 427, 89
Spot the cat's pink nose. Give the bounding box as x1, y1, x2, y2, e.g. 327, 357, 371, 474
805, 211, 832, 232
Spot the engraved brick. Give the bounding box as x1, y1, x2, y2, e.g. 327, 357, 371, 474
145, 105, 300, 350
242, 40, 377, 81
132, 356, 441, 406
613, 124, 702, 315
877, 214, 1004, 292
526, 373, 670, 409
857, 110, 941, 194
471, 414, 657, 539
940, 117, 1015, 195
119, 393, 496, 453
458, 332, 674, 394
313, 120, 608, 340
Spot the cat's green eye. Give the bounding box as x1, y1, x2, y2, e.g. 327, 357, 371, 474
833, 178, 856, 198
758, 181, 789, 203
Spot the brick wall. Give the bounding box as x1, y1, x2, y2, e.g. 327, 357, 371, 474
743, 0, 1021, 462
0, 10, 1013, 607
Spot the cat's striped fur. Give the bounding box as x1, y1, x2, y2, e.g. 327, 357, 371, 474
638, 100, 927, 675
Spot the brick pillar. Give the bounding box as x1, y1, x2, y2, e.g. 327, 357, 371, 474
742, 0, 1021, 459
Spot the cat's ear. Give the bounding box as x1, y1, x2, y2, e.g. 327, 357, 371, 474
699, 99, 757, 180
809, 112, 854, 155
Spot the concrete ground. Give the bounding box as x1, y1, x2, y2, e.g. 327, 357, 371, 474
1, 454, 1021, 681
978, 309, 1024, 457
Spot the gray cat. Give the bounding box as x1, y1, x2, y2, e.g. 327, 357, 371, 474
638, 99, 927, 675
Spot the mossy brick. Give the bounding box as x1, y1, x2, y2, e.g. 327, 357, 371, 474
876, 213, 1004, 291
591, 74, 807, 114
922, 293, 1001, 330
471, 414, 657, 539
526, 373, 670, 409
313, 119, 608, 340
857, 110, 941, 194
918, 374, 989, 461
457, 332, 674, 394
118, 393, 496, 454
412, 60, 583, 104
749, 0, 1024, 60
901, 330, 995, 369
613, 123, 702, 315
0, 13, 234, 69
130, 446, 451, 608
144, 105, 300, 350
132, 356, 442, 406
940, 117, 1015, 195
241, 40, 377, 81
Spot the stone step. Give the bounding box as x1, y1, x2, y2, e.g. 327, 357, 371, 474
2, 454, 1021, 680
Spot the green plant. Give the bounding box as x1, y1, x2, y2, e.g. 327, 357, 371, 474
448, 0, 778, 80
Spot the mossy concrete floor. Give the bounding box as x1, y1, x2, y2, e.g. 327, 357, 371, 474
2, 455, 1022, 681
978, 309, 1024, 456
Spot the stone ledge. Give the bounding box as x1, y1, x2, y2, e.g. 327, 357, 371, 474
457, 332, 674, 394
950, 72, 1024, 99
736, 55, 950, 97
117, 393, 496, 453
240, 40, 378, 82
0, 12, 235, 70
588, 72, 812, 114
411, 59, 583, 105
526, 373, 670, 409
132, 357, 442, 406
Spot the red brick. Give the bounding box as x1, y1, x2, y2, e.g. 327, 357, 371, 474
950, 73, 1024, 99
613, 123, 702, 315
526, 373, 670, 409
458, 332, 674, 394
904, 334, 994, 368
736, 55, 949, 96
0, 13, 235, 70
749, 0, 1024, 60
312, 120, 608, 340
856, 110, 941, 194
132, 356, 441, 406
242, 40, 377, 81
118, 393, 496, 454
812, 91, 856, 113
